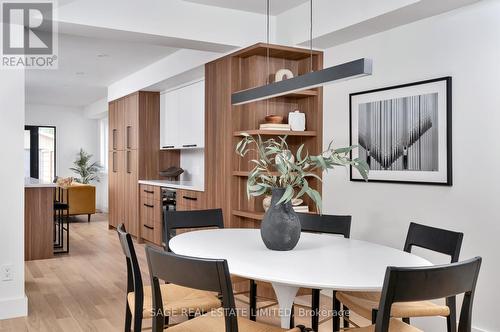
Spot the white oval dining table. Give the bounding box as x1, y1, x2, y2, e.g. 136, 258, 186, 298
169, 228, 432, 328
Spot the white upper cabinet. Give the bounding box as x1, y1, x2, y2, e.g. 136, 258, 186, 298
160, 88, 180, 149
160, 80, 205, 149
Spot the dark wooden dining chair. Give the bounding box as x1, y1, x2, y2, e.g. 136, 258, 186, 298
290, 213, 352, 332
116, 224, 221, 332
145, 245, 309, 332
349, 257, 482, 332
335, 222, 464, 332
164, 208, 273, 321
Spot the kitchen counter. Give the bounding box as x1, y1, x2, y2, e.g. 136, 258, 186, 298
138, 179, 204, 192
25, 177, 57, 188
24, 178, 55, 260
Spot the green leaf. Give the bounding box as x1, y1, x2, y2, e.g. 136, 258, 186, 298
295, 178, 309, 199
306, 188, 323, 214
276, 185, 294, 205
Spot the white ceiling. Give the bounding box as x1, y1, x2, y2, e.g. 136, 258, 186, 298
182, 0, 309, 15
26, 33, 178, 107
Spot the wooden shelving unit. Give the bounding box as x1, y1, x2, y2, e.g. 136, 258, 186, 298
232, 210, 264, 221
232, 171, 279, 177
205, 42, 323, 228
233, 130, 317, 137
205, 42, 324, 298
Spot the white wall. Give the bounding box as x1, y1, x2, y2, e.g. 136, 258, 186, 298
83, 97, 108, 119
0, 70, 28, 319
25, 104, 108, 211
108, 49, 221, 101
322, 1, 500, 331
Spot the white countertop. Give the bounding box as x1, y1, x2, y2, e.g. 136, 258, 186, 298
24, 177, 57, 188
138, 179, 204, 192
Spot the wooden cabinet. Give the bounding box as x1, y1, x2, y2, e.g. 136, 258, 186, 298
124, 93, 139, 150
108, 92, 160, 237
160, 80, 205, 149
108, 150, 124, 228
176, 189, 205, 211
139, 185, 163, 246
109, 99, 125, 151
124, 149, 139, 236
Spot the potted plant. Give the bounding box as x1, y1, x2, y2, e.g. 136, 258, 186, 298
70, 148, 102, 184
236, 134, 368, 251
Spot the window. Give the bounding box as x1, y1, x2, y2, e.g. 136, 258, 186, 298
99, 117, 109, 172
24, 126, 56, 182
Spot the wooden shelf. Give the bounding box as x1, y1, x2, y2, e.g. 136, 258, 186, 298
232, 88, 318, 101
232, 210, 264, 221
231, 43, 322, 60
286, 89, 319, 98
233, 171, 280, 177
234, 130, 317, 137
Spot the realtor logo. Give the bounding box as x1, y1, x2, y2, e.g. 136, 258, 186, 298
1, 1, 58, 68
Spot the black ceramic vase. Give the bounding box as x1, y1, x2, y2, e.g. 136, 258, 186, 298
260, 188, 301, 251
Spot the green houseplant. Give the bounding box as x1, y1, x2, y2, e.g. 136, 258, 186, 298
70, 149, 102, 184
236, 134, 368, 251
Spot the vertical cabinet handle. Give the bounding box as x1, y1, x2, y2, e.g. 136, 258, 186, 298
112, 152, 117, 172
112, 129, 117, 150
126, 126, 132, 149
126, 151, 131, 174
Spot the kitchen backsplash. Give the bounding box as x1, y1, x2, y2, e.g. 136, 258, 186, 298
179, 148, 205, 189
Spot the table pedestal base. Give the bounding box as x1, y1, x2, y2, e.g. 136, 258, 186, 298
271, 282, 299, 329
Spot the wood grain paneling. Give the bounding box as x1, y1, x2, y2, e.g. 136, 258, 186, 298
139, 184, 163, 246
176, 190, 205, 211
25, 187, 54, 261
109, 91, 162, 239
205, 43, 323, 230
124, 92, 139, 150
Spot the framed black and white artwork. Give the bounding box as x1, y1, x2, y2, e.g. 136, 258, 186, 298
350, 77, 452, 186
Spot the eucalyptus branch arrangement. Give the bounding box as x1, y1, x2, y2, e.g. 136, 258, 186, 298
236, 134, 369, 213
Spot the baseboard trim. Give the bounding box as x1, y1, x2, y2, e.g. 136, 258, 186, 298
0, 295, 27, 319
472, 327, 488, 332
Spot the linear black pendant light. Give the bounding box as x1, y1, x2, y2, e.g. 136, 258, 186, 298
231, 0, 373, 106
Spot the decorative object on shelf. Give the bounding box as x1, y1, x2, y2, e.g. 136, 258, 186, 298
265, 115, 284, 124
236, 134, 368, 250
231, 0, 372, 106
259, 123, 291, 131
289, 110, 306, 131
159, 166, 184, 180
55, 176, 74, 187
275, 69, 294, 82
70, 149, 102, 184
263, 195, 303, 212
350, 76, 452, 186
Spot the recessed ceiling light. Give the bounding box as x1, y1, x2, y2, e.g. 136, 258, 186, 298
97, 53, 109, 58
76, 71, 85, 75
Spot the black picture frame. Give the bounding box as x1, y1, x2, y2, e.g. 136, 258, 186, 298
349, 77, 452, 186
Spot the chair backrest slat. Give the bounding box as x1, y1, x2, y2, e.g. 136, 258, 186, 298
404, 222, 463, 262
297, 213, 351, 238
375, 257, 482, 332
146, 246, 237, 332
164, 209, 224, 249
116, 224, 144, 328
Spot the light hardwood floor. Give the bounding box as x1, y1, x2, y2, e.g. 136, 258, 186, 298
0, 215, 358, 332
